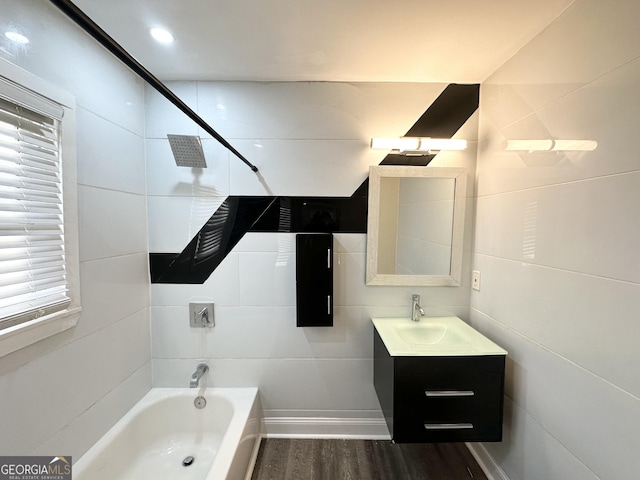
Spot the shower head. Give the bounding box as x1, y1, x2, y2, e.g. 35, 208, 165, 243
167, 134, 207, 168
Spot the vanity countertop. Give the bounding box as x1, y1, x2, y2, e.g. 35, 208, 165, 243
372, 316, 507, 357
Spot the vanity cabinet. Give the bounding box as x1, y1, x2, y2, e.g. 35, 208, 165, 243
373, 329, 505, 443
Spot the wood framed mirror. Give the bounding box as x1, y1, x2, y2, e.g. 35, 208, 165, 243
366, 166, 467, 286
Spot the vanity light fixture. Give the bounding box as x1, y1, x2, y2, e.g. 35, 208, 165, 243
504, 139, 598, 152
149, 27, 174, 44
371, 137, 467, 155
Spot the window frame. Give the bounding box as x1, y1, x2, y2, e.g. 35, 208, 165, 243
0, 58, 81, 357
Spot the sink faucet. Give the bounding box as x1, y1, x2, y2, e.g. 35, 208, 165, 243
412, 294, 425, 322
190, 363, 209, 388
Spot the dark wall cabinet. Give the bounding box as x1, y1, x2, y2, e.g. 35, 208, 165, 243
374, 329, 505, 443
296, 234, 333, 327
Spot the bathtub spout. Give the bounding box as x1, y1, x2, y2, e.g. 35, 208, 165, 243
190, 363, 209, 388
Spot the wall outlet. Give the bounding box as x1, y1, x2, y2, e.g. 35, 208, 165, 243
471, 270, 481, 291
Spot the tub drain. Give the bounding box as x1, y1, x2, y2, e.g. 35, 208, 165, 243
194, 395, 206, 409
182, 456, 195, 467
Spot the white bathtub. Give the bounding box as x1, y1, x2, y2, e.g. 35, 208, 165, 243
74, 388, 263, 480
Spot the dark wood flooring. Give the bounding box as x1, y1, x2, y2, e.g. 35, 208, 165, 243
251, 439, 487, 480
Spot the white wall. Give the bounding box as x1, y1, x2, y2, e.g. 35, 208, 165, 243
472, 0, 640, 478
147, 81, 478, 434
0, 0, 150, 460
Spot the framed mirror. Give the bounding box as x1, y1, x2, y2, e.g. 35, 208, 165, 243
366, 166, 467, 286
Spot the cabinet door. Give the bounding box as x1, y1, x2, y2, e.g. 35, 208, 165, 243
296, 234, 333, 327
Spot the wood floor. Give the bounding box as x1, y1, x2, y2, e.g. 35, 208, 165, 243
251, 438, 488, 480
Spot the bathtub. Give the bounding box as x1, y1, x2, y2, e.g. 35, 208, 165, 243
74, 388, 263, 480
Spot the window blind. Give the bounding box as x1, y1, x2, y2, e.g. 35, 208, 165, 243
0, 94, 70, 330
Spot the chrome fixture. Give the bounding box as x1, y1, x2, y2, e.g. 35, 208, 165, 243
190, 363, 209, 388
167, 134, 207, 168
412, 294, 426, 322
194, 395, 207, 409
371, 137, 467, 156
190, 302, 214, 328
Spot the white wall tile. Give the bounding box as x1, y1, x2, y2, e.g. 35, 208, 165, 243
144, 82, 199, 138
0, 0, 145, 135
479, 49, 640, 197
483, 398, 599, 480
470, 310, 640, 480
33, 363, 151, 460
77, 254, 149, 338
228, 138, 378, 197
473, 3, 640, 477
150, 252, 240, 307
76, 107, 146, 194
238, 252, 296, 306
147, 196, 225, 252
152, 358, 381, 413
0, 0, 151, 460
146, 138, 230, 197
486, 0, 640, 91
152, 305, 376, 361
342, 252, 471, 309
0, 310, 149, 455
475, 172, 640, 283
145, 79, 477, 430
472, 253, 640, 401
195, 82, 447, 140
78, 186, 147, 261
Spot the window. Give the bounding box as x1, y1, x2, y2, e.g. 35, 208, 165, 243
0, 59, 80, 356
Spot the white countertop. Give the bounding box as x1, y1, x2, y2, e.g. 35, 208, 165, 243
372, 316, 507, 357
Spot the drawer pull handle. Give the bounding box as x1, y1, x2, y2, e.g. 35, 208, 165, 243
425, 390, 475, 397
424, 423, 474, 430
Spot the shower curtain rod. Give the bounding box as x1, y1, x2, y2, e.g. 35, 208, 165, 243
49, 0, 259, 173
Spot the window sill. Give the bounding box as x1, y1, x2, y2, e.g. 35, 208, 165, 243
0, 307, 82, 357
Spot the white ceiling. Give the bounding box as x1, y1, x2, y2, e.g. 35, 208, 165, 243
72, 0, 575, 83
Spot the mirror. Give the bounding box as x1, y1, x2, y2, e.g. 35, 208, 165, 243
366, 166, 467, 286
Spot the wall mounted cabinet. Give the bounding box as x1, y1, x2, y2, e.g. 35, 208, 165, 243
374, 329, 505, 442
296, 234, 333, 327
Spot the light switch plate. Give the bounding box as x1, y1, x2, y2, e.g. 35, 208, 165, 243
471, 270, 481, 291
189, 302, 214, 327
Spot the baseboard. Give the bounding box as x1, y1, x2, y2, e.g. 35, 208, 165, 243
466, 443, 510, 480
263, 416, 391, 439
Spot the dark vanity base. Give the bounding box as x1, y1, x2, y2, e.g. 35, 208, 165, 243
373, 329, 505, 443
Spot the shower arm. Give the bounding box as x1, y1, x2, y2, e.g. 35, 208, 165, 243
49, 0, 259, 173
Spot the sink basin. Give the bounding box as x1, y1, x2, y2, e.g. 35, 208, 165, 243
395, 323, 451, 345
372, 316, 507, 356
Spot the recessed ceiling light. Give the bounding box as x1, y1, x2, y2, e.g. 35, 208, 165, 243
4, 31, 29, 44
149, 27, 174, 44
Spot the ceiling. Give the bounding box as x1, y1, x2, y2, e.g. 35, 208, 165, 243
71, 0, 575, 83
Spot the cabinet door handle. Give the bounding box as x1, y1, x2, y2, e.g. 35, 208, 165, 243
327, 295, 331, 315
425, 390, 475, 397
327, 249, 331, 268
424, 423, 474, 430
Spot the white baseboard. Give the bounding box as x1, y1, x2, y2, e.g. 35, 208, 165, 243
466, 443, 510, 480
263, 416, 391, 439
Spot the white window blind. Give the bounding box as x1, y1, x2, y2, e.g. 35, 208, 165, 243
0, 92, 70, 331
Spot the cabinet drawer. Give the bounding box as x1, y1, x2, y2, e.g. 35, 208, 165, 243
393, 416, 503, 443
395, 373, 503, 420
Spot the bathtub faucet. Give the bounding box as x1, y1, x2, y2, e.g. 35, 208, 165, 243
190, 363, 209, 388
